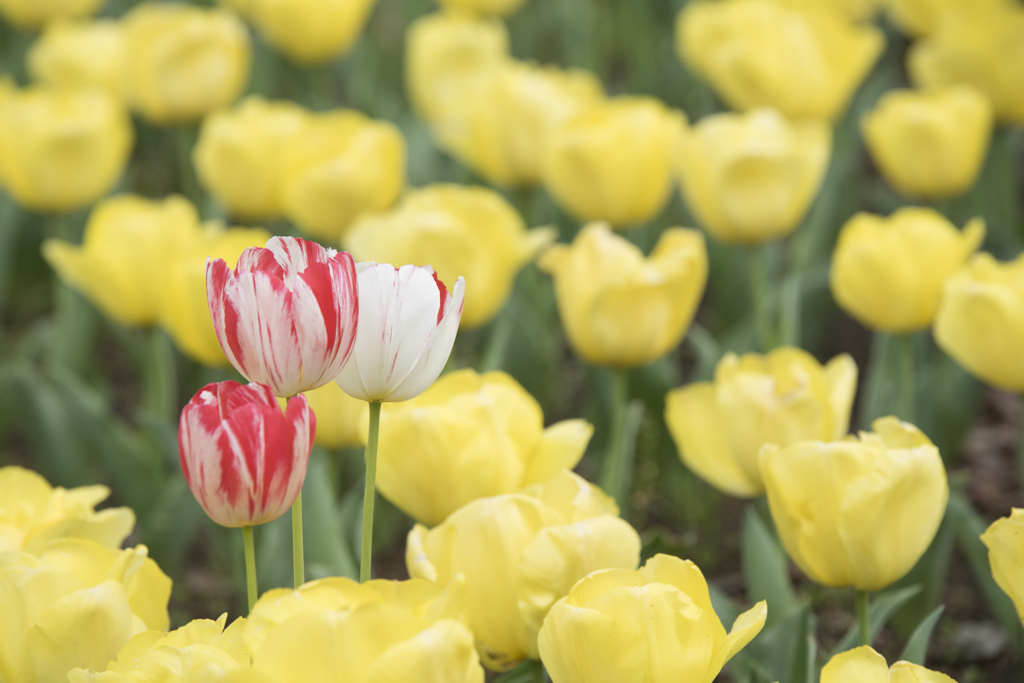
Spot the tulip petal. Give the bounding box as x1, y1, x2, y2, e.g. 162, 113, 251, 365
524, 419, 594, 486
703, 600, 767, 683
538, 598, 646, 683
981, 509, 1024, 625
820, 645, 891, 683
824, 354, 858, 439
890, 661, 957, 683
366, 619, 484, 683
126, 557, 173, 632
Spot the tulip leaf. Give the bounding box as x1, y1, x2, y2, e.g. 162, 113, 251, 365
833, 584, 922, 655
742, 505, 798, 628
898, 605, 945, 666
741, 602, 814, 683
304, 449, 358, 581
494, 659, 545, 683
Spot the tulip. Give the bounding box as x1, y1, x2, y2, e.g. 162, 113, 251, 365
934, 252, 1024, 393
0, 538, 171, 683
676, 108, 831, 244
281, 109, 406, 243
539, 223, 707, 369
665, 347, 857, 498
677, 0, 884, 120
194, 97, 310, 221
0, 0, 102, 30
821, 646, 956, 683
160, 224, 272, 367
207, 236, 359, 398
537, 554, 767, 683
346, 184, 553, 328
245, 0, 377, 65
407, 470, 642, 671
42, 194, 202, 327
981, 508, 1024, 625
302, 382, 366, 450
886, 0, 1014, 37
122, 3, 251, 125
862, 87, 993, 199
0, 85, 133, 214
27, 20, 126, 97
542, 96, 683, 228
372, 368, 593, 526
830, 208, 985, 334
0, 465, 135, 556
436, 0, 529, 17
760, 416, 948, 591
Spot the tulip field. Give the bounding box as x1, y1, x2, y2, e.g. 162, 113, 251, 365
2, 0, 1024, 681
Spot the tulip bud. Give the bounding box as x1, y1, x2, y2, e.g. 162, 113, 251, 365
179, 381, 315, 527
437, 0, 529, 17
862, 87, 993, 199
542, 96, 682, 228
539, 223, 707, 369
677, 0, 884, 120
0, 85, 133, 214
281, 109, 406, 243
0, 0, 103, 31
935, 252, 1024, 393
830, 208, 984, 333
27, 20, 126, 97
760, 417, 948, 591
676, 108, 831, 244
246, 0, 377, 65
407, 470, 642, 670
666, 347, 857, 498
538, 554, 767, 683
346, 184, 552, 328
122, 3, 251, 125
207, 236, 360, 397
334, 263, 465, 403
42, 194, 202, 327
981, 508, 1024, 626
822, 646, 956, 683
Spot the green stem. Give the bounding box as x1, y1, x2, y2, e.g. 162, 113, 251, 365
175, 125, 202, 208
478, 309, 515, 373
749, 244, 775, 351
242, 526, 257, 613
144, 329, 177, 423
857, 590, 871, 646
778, 271, 801, 348
292, 492, 304, 587
360, 401, 381, 582
599, 371, 644, 512
898, 334, 915, 423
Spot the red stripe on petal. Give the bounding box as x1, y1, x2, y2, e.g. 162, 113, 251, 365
432, 271, 449, 326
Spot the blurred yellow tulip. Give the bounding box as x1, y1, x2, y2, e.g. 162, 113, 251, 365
0, 538, 172, 683
0, 0, 103, 31
0, 85, 133, 214
407, 470, 641, 671
542, 96, 682, 228
437, 0, 529, 17
934, 252, 1024, 393
371, 369, 593, 526
122, 3, 251, 125
42, 194, 201, 327
194, 97, 311, 221
862, 87, 992, 199
822, 646, 956, 683
761, 416, 948, 591
246, 0, 377, 65
779, 0, 878, 20
908, 5, 1024, 124
282, 110, 406, 243
27, 20, 126, 97
677, 0, 884, 120
666, 347, 857, 498
301, 382, 366, 449
538, 554, 767, 683
676, 108, 831, 244
159, 224, 272, 367
347, 184, 552, 328
539, 223, 707, 369
982, 508, 1024, 626
830, 208, 984, 333
886, 0, 1013, 37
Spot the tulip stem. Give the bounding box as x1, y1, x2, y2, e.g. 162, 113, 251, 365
599, 371, 644, 512
898, 334, 915, 423
361, 401, 382, 582
242, 526, 257, 614
749, 244, 776, 351
857, 590, 871, 646
292, 492, 304, 588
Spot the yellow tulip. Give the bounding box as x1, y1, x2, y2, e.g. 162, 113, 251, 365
301, 382, 366, 449
0, 538, 171, 683
822, 646, 956, 683
934, 252, 1024, 393
981, 508, 1024, 626
346, 184, 552, 328
665, 347, 857, 498
159, 224, 272, 367
538, 554, 767, 683
0, 85, 133, 214
245, 0, 377, 65
405, 11, 509, 122
778, 0, 878, 20
676, 108, 831, 244
0, 0, 102, 31
538, 223, 707, 369
542, 96, 683, 228
27, 20, 126, 97
437, 0, 529, 17
886, 0, 1014, 37
677, 0, 884, 120
281, 110, 406, 243
407, 470, 641, 671
830, 208, 984, 334
0, 466, 135, 556
908, 5, 1024, 124
760, 417, 948, 591
369, 369, 593, 526
122, 3, 251, 125
42, 194, 201, 327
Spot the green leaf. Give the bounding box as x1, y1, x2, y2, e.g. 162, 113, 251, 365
742, 505, 798, 628
493, 658, 543, 683
742, 603, 813, 683
304, 449, 358, 581
899, 605, 945, 665
833, 584, 922, 654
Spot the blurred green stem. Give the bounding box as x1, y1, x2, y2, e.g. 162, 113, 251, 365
749, 244, 775, 351
175, 126, 202, 208
360, 401, 381, 582
143, 329, 177, 423
898, 334, 915, 423
242, 526, 257, 613
292, 492, 304, 588
599, 371, 644, 512
857, 590, 870, 646
478, 308, 514, 372
778, 271, 801, 348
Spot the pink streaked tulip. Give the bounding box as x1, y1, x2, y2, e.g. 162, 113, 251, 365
207, 235, 359, 398
179, 381, 315, 527
335, 263, 466, 403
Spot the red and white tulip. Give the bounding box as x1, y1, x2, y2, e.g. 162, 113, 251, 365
207, 236, 359, 398
335, 263, 465, 402
179, 381, 315, 527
